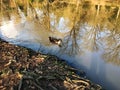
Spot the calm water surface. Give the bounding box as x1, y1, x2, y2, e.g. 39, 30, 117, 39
0, 2, 120, 90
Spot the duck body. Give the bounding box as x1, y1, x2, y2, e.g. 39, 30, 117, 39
49, 37, 62, 47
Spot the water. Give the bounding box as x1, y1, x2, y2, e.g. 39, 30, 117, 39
0, 1, 120, 90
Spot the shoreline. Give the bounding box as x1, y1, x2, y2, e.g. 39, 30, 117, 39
0, 38, 103, 90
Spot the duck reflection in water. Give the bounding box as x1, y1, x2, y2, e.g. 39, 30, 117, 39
49, 37, 62, 47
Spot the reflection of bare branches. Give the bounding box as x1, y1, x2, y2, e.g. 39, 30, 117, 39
59, 2, 82, 55
101, 29, 120, 65
60, 24, 81, 55
82, 24, 101, 51
103, 44, 120, 65
42, 0, 51, 31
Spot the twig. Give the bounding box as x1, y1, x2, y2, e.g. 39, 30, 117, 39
32, 81, 44, 90
18, 77, 23, 90
48, 84, 58, 90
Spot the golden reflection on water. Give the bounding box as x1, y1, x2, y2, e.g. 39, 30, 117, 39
0, 0, 120, 65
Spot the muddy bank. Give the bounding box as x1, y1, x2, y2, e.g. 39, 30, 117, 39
0, 38, 103, 90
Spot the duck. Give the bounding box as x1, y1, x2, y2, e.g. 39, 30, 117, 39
49, 37, 62, 47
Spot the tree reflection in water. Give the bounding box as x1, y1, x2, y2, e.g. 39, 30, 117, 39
0, 0, 120, 65
102, 29, 120, 65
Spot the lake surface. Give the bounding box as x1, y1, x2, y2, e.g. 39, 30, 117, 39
0, 1, 120, 90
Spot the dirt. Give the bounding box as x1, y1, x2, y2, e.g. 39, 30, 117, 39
0, 38, 103, 90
